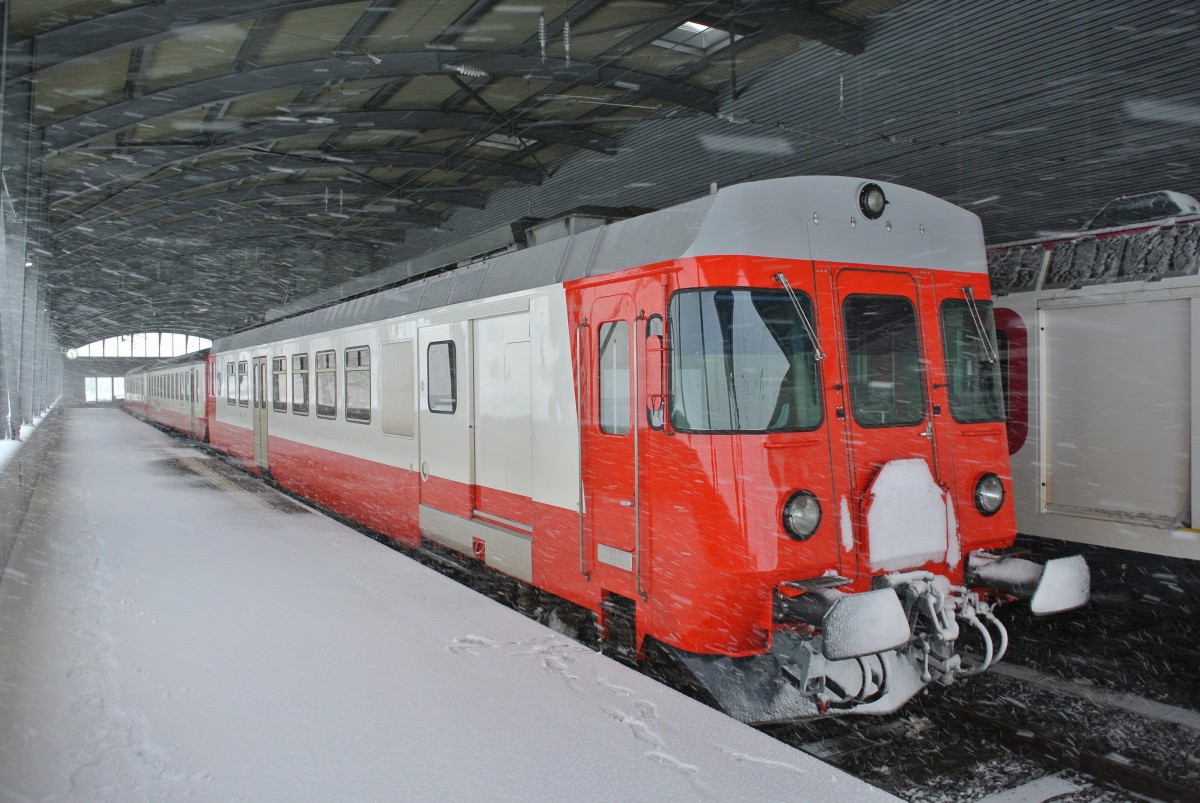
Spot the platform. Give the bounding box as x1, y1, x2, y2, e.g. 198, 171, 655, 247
0, 408, 895, 801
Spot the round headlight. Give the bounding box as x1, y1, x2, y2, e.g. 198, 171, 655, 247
782, 491, 821, 540
974, 473, 1005, 516
859, 183, 887, 220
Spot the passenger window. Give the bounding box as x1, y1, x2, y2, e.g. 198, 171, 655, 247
427, 341, 456, 414
381, 340, 415, 436
843, 295, 925, 427
237, 361, 248, 407
598, 321, 630, 435
345, 346, 370, 423
292, 354, 310, 415
316, 350, 336, 419
272, 357, 287, 412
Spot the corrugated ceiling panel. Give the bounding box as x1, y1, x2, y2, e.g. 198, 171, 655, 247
458, 0, 575, 50
273, 134, 336, 154
478, 77, 553, 113
403, 129, 470, 152
144, 21, 252, 94
225, 89, 304, 120
690, 34, 804, 88
129, 108, 211, 143
360, 0, 475, 55
830, 0, 906, 23
616, 46, 695, 75
259, 1, 373, 66
554, 3, 674, 61
364, 167, 414, 184
43, 150, 108, 180
303, 78, 392, 112
530, 87, 627, 121
380, 76, 462, 110
335, 130, 416, 150
34, 50, 130, 125
9, 0, 136, 38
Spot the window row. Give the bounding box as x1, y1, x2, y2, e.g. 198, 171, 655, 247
148, 371, 197, 402
218, 341, 459, 436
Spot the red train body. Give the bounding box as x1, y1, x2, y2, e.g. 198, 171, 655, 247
126, 177, 1088, 723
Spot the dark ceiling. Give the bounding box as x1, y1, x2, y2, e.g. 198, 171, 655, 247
5, 0, 1198, 346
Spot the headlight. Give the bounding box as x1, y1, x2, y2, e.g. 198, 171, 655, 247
858, 182, 887, 220
782, 491, 821, 540
974, 473, 1005, 516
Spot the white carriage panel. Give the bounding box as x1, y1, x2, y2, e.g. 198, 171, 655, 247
472, 313, 532, 502
380, 339, 417, 438
1041, 298, 1190, 526
529, 290, 581, 512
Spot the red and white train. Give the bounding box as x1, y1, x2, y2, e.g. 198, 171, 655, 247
988, 191, 1200, 564
125, 176, 1088, 723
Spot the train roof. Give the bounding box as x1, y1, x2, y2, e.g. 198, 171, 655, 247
124, 348, 211, 377
215, 176, 984, 351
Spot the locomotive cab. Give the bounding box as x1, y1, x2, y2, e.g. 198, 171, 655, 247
578, 178, 1091, 723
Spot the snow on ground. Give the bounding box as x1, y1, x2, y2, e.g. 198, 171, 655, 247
0, 408, 895, 802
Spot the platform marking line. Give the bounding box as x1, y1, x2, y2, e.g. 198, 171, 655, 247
993, 662, 1200, 732
171, 453, 289, 523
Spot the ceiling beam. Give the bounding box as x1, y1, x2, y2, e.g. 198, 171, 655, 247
43, 52, 717, 154
59, 218, 405, 262
57, 184, 439, 245
56, 164, 487, 226
18, 0, 342, 74
51, 141, 544, 201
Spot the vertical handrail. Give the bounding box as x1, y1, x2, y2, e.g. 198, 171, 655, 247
634, 310, 646, 600
576, 319, 589, 579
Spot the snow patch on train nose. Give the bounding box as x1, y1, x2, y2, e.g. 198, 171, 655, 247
864, 458, 956, 571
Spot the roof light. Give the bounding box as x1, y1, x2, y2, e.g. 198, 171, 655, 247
859, 183, 887, 220
652, 21, 740, 57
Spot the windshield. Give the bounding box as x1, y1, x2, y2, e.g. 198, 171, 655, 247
669, 289, 822, 432
843, 295, 926, 427
941, 300, 1005, 423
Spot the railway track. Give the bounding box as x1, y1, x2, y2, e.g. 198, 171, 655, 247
770, 657, 1200, 802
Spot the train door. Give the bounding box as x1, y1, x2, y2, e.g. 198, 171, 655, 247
830, 268, 944, 569
418, 322, 474, 524
580, 294, 643, 597
472, 312, 533, 526
189, 367, 198, 437
251, 355, 269, 472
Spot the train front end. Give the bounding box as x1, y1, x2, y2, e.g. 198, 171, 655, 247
644, 178, 1089, 723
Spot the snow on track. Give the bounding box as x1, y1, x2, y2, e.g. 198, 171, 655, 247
0, 408, 895, 802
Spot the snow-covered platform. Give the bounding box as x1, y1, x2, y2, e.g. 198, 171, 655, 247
0, 408, 895, 801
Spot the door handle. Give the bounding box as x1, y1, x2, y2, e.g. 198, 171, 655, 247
919, 419, 934, 439
420, 462, 430, 482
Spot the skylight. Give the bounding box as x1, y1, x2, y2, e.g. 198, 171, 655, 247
652, 21, 741, 57
475, 133, 536, 152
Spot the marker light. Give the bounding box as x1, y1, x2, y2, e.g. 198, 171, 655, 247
859, 183, 887, 220
974, 473, 1005, 516
782, 491, 821, 540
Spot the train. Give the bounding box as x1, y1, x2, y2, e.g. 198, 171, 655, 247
988, 190, 1200, 564
124, 176, 1089, 724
